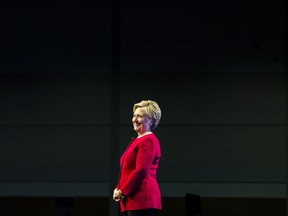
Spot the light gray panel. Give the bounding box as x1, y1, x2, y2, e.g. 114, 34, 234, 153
157, 126, 286, 167
0, 126, 110, 181
0, 182, 285, 198
118, 127, 138, 155
119, 126, 286, 182
119, 72, 286, 125
0, 74, 111, 125
0, 182, 109, 197
157, 126, 286, 182
159, 183, 286, 198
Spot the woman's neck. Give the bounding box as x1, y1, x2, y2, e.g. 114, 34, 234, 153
137, 131, 152, 138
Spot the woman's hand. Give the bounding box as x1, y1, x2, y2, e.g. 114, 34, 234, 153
113, 188, 125, 202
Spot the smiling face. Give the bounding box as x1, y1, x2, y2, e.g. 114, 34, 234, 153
132, 107, 153, 136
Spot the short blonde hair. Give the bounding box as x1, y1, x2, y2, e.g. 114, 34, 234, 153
133, 100, 161, 130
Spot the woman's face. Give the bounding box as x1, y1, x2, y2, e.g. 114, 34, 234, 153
132, 107, 153, 135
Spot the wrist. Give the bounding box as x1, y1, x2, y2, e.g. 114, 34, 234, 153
118, 190, 126, 199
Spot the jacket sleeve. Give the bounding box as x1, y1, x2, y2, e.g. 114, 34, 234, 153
119, 137, 155, 196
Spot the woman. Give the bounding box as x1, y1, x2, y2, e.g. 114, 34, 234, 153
113, 100, 162, 216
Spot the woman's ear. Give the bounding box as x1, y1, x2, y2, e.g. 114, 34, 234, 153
150, 119, 155, 127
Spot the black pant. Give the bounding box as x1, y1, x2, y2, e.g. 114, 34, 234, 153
122, 209, 158, 216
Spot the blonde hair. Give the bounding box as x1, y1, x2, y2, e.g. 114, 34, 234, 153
133, 100, 161, 130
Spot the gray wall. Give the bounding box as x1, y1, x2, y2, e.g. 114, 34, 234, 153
0, 72, 286, 198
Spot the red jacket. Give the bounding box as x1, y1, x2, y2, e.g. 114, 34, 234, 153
116, 133, 162, 212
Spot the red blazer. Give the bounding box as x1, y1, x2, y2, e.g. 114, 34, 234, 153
116, 133, 162, 212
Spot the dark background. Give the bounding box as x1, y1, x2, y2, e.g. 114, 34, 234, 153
0, 0, 285, 74
0, 0, 286, 216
